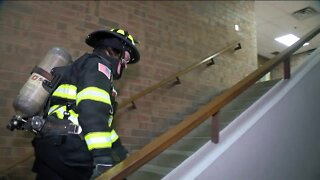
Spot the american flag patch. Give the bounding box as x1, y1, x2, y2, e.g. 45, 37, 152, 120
98, 63, 111, 79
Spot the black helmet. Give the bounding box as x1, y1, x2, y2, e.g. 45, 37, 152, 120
86, 28, 140, 64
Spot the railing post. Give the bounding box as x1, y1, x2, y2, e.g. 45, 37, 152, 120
211, 112, 220, 144
283, 57, 291, 79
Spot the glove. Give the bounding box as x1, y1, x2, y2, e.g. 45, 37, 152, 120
111, 145, 129, 164
90, 156, 114, 180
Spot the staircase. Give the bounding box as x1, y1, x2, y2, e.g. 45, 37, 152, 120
127, 79, 280, 180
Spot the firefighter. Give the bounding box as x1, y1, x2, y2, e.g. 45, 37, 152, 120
32, 28, 140, 180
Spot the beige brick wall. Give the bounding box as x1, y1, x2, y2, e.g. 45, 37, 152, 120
0, 1, 257, 178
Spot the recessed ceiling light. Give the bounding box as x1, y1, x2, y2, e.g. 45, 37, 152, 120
235, 24, 239, 31
303, 42, 310, 46
275, 34, 300, 46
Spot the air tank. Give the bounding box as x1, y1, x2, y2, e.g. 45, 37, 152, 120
13, 47, 72, 118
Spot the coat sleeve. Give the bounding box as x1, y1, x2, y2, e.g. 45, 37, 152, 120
76, 57, 114, 157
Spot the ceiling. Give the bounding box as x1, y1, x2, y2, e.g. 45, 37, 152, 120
255, 1, 320, 59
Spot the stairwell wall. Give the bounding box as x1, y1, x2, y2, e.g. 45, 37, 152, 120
165, 48, 320, 180
0, 1, 257, 178
195, 48, 320, 180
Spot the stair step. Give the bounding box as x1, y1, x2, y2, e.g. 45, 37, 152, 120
128, 164, 168, 180
147, 150, 193, 168
254, 79, 280, 88
222, 98, 259, 112
139, 164, 172, 176
129, 80, 280, 179
128, 171, 163, 180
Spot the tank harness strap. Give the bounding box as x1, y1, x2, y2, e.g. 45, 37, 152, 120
40, 117, 81, 136
31, 66, 54, 81
63, 101, 76, 120
40, 103, 82, 137
42, 65, 71, 117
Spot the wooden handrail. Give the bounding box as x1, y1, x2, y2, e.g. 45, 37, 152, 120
98, 24, 320, 179
118, 42, 241, 109
0, 42, 240, 175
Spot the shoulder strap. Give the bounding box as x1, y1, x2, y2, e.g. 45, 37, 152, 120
41, 65, 71, 117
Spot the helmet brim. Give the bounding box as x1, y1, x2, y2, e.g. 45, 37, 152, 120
85, 30, 140, 64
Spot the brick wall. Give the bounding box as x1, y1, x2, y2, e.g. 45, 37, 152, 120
0, 1, 257, 178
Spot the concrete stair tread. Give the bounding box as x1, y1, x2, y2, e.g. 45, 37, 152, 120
163, 149, 194, 156
139, 164, 172, 175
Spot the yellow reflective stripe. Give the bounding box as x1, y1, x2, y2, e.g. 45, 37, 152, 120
48, 106, 79, 125
48, 105, 64, 119
110, 129, 119, 143
52, 84, 77, 100
107, 115, 113, 127
68, 110, 79, 125
48, 105, 60, 115
76, 87, 111, 106
85, 132, 112, 150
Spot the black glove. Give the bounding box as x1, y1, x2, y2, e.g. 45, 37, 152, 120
90, 156, 114, 180
111, 139, 129, 164
111, 145, 129, 164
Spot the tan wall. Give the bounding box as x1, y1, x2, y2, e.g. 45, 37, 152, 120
258, 55, 271, 81
258, 55, 269, 67
0, 1, 257, 178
